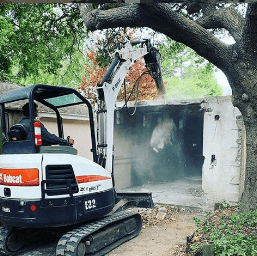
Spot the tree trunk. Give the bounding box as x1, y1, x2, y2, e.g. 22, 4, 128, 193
231, 76, 257, 212
239, 116, 257, 211
231, 4, 257, 211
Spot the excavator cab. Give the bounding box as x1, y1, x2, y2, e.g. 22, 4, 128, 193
0, 84, 115, 229
0, 84, 97, 160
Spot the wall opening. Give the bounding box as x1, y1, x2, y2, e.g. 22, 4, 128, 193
131, 107, 204, 186
114, 103, 206, 207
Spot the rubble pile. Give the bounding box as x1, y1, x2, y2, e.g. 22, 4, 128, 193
132, 204, 179, 227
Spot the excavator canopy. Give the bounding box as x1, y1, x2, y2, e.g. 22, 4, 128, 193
0, 84, 84, 108
0, 84, 97, 160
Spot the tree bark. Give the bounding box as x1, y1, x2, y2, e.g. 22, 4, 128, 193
237, 101, 257, 211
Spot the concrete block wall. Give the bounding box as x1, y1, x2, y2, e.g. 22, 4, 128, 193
113, 121, 133, 190
202, 96, 245, 207
113, 156, 132, 189
114, 97, 246, 208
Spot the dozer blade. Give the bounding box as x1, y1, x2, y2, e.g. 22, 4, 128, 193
56, 210, 142, 256
116, 192, 154, 209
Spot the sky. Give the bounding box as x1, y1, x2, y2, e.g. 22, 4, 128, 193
214, 34, 236, 96
215, 71, 231, 96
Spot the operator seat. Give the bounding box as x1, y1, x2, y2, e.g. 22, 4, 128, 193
8, 124, 27, 141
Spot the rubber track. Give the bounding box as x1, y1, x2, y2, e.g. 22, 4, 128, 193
56, 210, 142, 256
0, 226, 58, 255
0, 226, 16, 256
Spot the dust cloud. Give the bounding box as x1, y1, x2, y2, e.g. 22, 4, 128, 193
150, 118, 177, 153
131, 117, 187, 186
114, 108, 203, 188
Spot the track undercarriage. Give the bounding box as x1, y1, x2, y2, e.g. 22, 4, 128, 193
0, 210, 142, 256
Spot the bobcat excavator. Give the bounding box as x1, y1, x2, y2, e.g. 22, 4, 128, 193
0, 39, 163, 255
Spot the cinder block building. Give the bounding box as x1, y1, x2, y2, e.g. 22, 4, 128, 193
113, 96, 245, 209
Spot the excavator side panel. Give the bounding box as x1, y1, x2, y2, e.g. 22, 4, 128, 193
0, 153, 115, 228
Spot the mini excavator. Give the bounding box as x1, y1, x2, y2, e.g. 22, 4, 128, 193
0, 40, 163, 255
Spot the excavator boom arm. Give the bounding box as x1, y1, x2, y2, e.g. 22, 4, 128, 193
95, 40, 163, 173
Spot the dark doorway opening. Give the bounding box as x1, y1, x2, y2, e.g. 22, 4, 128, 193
114, 103, 206, 207
126, 104, 204, 186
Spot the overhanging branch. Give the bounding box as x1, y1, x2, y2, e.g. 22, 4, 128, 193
81, 4, 231, 69
196, 7, 244, 42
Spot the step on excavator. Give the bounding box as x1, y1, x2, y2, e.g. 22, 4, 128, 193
0, 40, 163, 255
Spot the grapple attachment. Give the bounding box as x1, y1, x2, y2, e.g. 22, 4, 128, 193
143, 41, 164, 94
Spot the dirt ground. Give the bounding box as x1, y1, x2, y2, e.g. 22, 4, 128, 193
15, 204, 200, 256
107, 205, 199, 256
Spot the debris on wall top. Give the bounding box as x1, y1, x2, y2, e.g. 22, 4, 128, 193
116, 95, 233, 109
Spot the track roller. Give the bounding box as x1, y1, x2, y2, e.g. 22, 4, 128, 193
56, 210, 142, 256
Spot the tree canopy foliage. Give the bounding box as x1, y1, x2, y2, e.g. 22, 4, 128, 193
0, 3, 222, 98
165, 64, 223, 99
0, 3, 85, 86
159, 39, 222, 98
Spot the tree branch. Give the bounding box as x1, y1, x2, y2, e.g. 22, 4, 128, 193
82, 3, 231, 70
196, 6, 244, 42
82, 4, 145, 30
